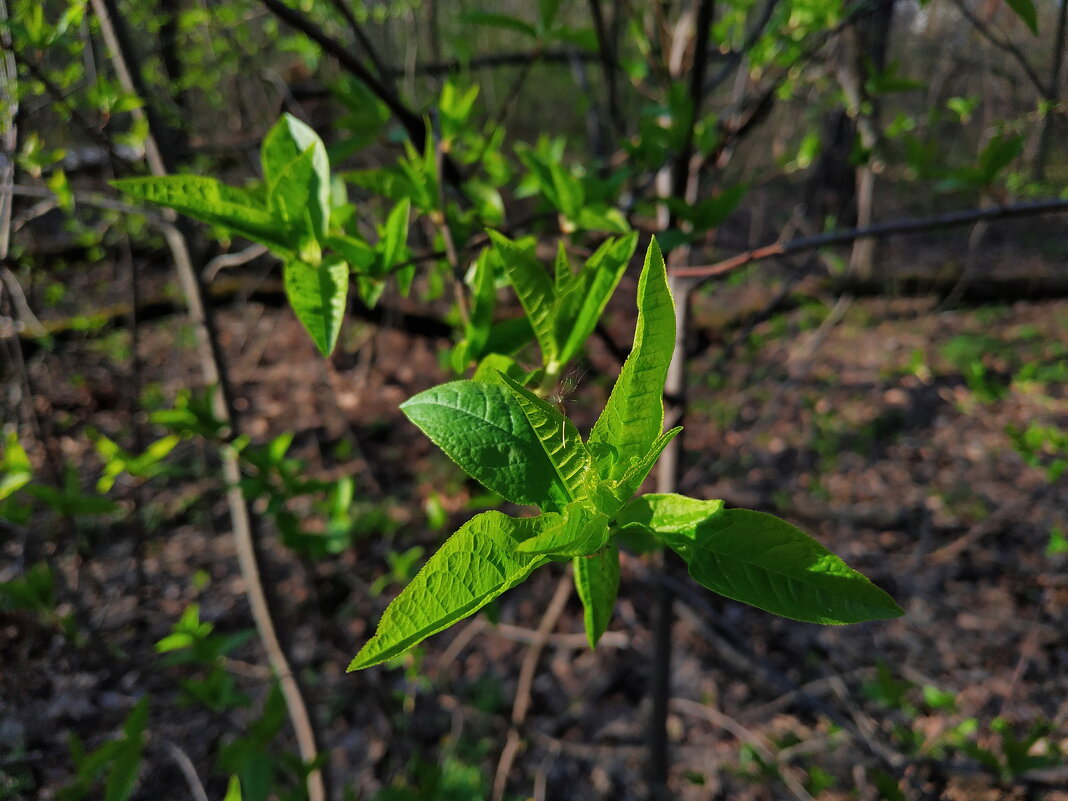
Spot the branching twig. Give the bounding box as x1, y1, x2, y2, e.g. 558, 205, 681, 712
325, 0, 391, 83
670, 697, 815, 801
670, 198, 1068, 279
259, 0, 464, 186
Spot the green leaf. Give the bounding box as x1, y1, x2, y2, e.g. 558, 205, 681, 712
616, 493, 725, 549
455, 246, 497, 368
471, 353, 529, 385
556, 232, 637, 365
497, 373, 592, 500
261, 114, 331, 236
349, 511, 552, 669
283, 258, 349, 357
223, 777, 243, 801
552, 240, 572, 291
517, 499, 609, 556
573, 205, 629, 233
113, 176, 293, 252
377, 198, 411, 275
1004, 0, 1038, 34
588, 238, 675, 481
608, 425, 682, 510
400, 380, 569, 510
459, 11, 537, 39
266, 146, 321, 242
574, 544, 620, 647
489, 231, 558, 365
324, 234, 375, 271
661, 506, 904, 625
0, 431, 32, 501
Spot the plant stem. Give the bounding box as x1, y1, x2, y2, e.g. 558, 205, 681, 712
88, 2, 326, 798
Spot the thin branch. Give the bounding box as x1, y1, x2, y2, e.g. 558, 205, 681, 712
260, 0, 428, 156
671, 197, 1068, 278
157, 737, 210, 801
325, 0, 391, 82
492, 574, 572, 801
704, 0, 780, 93
950, 0, 1048, 99
88, 3, 325, 799
589, 0, 625, 134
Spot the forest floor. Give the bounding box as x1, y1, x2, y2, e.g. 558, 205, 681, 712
3, 227, 1068, 801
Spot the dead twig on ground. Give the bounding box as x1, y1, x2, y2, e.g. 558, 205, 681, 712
492, 573, 573, 801
928, 486, 1049, 565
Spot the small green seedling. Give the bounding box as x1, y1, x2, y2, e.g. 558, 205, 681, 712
349, 240, 902, 670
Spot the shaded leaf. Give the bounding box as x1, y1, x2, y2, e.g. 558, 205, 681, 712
574, 544, 620, 647
489, 230, 558, 364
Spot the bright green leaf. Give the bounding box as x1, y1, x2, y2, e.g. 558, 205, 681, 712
588, 238, 675, 481
556, 232, 637, 365
489, 231, 558, 364
377, 197, 411, 275
471, 353, 529, 385
616, 493, 725, 549
664, 507, 904, 625
517, 499, 609, 556
349, 511, 553, 669
400, 380, 570, 510
497, 373, 592, 500
113, 176, 293, 252
574, 544, 620, 647
283, 258, 349, 356
552, 240, 572, 291
0, 431, 32, 501
608, 426, 682, 510
261, 113, 331, 235
266, 146, 321, 242
223, 777, 243, 801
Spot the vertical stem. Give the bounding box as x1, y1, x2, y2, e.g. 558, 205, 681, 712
89, 3, 325, 798
647, 2, 713, 794
1034, 0, 1068, 180
648, 273, 692, 797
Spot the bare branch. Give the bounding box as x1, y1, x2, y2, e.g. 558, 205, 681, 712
950, 0, 1048, 99
671, 198, 1068, 278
